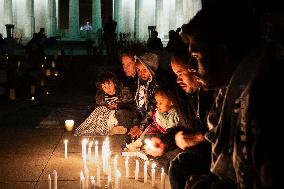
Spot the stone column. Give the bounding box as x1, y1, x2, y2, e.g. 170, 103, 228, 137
25, 0, 35, 38
69, 0, 79, 39
113, 0, 121, 34
134, 0, 142, 39
155, 0, 163, 37
48, 0, 57, 36
92, 0, 102, 31
4, 0, 13, 25
175, 0, 184, 29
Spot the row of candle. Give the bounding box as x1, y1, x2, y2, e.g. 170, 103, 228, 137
62, 137, 166, 189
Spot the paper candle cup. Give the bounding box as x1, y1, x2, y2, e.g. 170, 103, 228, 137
65, 120, 74, 131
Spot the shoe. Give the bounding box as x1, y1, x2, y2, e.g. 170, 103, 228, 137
109, 125, 127, 135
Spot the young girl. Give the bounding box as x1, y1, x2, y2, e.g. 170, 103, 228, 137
74, 71, 134, 136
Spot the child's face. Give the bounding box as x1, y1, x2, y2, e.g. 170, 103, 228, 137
136, 62, 151, 81
101, 80, 116, 95
155, 93, 172, 113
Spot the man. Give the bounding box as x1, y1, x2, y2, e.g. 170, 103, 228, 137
181, 3, 282, 189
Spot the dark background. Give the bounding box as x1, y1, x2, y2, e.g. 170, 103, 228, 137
59, 0, 112, 29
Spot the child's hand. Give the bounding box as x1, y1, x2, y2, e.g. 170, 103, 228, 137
129, 126, 143, 139
174, 131, 188, 150
145, 137, 165, 157
108, 102, 118, 110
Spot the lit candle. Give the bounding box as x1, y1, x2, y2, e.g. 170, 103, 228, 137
80, 171, 85, 189
151, 162, 156, 188
135, 160, 139, 180
53, 170, 57, 189
144, 161, 149, 183
48, 174, 51, 189
84, 166, 89, 189
64, 139, 68, 158
125, 156, 129, 178
31, 96, 35, 100
161, 168, 166, 189
82, 139, 88, 164
94, 141, 98, 165
115, 170, 121, 189
91, 176, 96, 189
88, 141, 93, 161
113, 155, 118, 174
65, 120, 74, 131
96, 165, 101, 187
107, 175, 112, 189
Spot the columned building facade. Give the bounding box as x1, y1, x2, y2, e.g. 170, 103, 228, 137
0, 0, 201, 42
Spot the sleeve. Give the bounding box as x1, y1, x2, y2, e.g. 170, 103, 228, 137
95, 90, 107, 106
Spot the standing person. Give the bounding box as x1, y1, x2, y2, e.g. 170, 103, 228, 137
181, 3, 282, 189
103, 16, 117, 56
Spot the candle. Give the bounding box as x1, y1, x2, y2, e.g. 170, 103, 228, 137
151, 162, 156, 188
125, 156, 129, 178
53, 170, 57, 189
144, 161, 149, 183
145, 139, 155, 151
64, 139, 68, 158
115, 170, 121, 189
94, 141, 98, 165
84, 166, 89, 189
88, 141, 93, 161
80, 171, 85, 189
48, 174, 51, 189
65, 120, 74, 131
82, 139, 88, 164
161, 168, 166, 189
113, 155, 118, 174
107, 175, 112, 189
91, 176, 96, 189
135, 160, 139, 180
96, 165, 101, 187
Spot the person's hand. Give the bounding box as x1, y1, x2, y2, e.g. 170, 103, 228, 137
108, 102, 118, 110
175, 131, 204, 150
129, 126, 143, 139
144, 137, 166, 157
174, 131, 188, 150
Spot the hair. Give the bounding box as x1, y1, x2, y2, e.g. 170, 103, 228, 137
96, 71, 121, 90
155, 88, 174, 103
182, 2, 259, 58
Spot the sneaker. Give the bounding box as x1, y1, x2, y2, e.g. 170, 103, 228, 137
109, 125, 127, 135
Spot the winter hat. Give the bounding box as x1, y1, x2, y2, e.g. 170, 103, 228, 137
135, 52, 159, 78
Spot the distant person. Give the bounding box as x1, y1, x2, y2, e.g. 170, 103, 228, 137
103, 16, 117, 56
80, 21, 93, 31
147, 30, 163, 52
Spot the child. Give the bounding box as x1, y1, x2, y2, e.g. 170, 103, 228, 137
127, 52, 159, 141
74, 71, 134, 136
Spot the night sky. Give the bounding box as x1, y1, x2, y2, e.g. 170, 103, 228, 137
59, 0, 112, 29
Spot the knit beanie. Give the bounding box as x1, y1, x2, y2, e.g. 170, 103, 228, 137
135, 52, 159, 78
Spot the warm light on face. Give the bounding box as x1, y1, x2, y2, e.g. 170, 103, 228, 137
101, 80, 116, 95
155, 93, 172, 113
121, 55, 136, 77
136, 62, 151, 81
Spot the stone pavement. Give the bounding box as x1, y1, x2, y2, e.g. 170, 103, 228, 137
0, 90, 171, 189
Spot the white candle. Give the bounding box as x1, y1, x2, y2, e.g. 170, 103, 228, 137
161, 168, 166, 189
53, 170, 58, 189
88, 141, 93, 161
113, 155, 118, 174
125, 156, 129, 178
84, 166, 89, 189
144, 161, 149, 183
135, 160, 139, 180
151, 162, 156, 188
64, 139, 68, 158
107, 175, 112, 189
114, 170, 119, 189
94, 141, 98, 165
91, 176, 96, 189
96, 165, 101, 187
48, 174, 51, 189
82, 139, 88, 164
80, 171, 85, 189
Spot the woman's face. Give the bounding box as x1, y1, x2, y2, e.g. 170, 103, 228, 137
121, 55, 136, 77
136, 62, 151, 81
155, 93, 172, 113
101, 80, 116, 95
